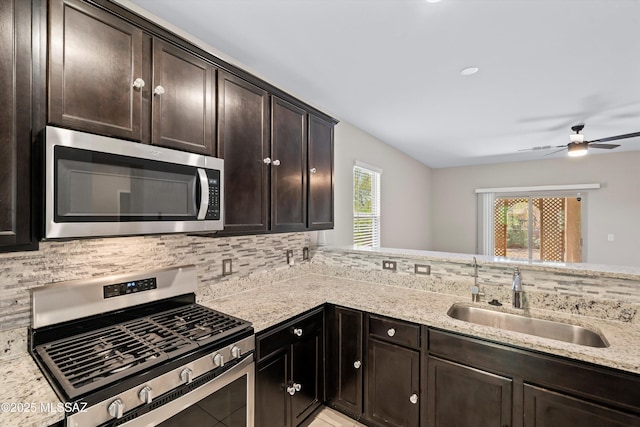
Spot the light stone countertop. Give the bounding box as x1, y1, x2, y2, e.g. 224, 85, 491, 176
3, 272, 637, 427
0, 354, 64, 427
203, 273, 640, 375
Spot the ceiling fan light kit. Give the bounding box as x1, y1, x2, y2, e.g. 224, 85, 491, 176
568, 143, 589, 157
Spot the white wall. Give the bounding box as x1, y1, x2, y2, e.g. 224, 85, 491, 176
325, 121, 432, 250
430, 151, 640, 267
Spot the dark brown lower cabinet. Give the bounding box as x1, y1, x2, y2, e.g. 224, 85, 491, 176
327, 306, 364, 417
365, 339, 420, 427
427, 356, 512, 427
255, 308, 324, 427
523, 384, 640, 427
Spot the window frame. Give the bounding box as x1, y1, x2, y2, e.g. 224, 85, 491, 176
353, 161, 382, 248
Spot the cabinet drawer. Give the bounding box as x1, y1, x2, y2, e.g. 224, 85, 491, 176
257, 308, 324, 361
368, 314, 420, 349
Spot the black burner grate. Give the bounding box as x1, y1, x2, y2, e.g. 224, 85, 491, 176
35, 304, 248, 398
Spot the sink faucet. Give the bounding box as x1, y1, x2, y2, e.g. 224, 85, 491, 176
512, 267, 523, 308
471, 257, 484, 302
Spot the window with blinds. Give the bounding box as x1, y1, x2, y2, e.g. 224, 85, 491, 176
353, 164, 380, 247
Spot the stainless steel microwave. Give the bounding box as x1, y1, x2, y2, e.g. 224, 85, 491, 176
44, 126, 224, 239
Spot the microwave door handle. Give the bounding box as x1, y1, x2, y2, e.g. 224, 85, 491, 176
197, 169, 209, 220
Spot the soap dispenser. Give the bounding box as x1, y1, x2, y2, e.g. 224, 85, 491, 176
512, 267, 523, 308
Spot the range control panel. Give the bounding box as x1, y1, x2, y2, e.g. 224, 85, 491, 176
103, 277, 157, 299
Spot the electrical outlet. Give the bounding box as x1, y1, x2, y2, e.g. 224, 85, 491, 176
414, 264, 431, 275
222, 259, 233, 276
286, 250, 294, 266
302, 247, 309, 261
382, 260, 397, 271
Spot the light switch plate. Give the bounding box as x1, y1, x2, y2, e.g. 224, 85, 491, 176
286, 250, 294, 265
382, 260, 397, 271
302, 247, 309, 261
415, 264, 431, 275
222, 259, 232, 276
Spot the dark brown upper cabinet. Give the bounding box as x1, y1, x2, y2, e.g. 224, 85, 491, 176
217, 71, 270, 233
49, 0, 216, 156
151, 39, 215, 155
308, 114, 334, 230
271, 96, 308, 233
48, 0, 143, 141
0, 0, 36, 252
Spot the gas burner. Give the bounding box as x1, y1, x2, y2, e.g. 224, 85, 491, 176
106, 352, 136, 374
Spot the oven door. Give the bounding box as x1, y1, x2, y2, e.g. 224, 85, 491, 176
123, 356, 254, 427
45, 126, 223, 239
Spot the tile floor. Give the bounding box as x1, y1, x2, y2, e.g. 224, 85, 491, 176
305, 407, 366, 427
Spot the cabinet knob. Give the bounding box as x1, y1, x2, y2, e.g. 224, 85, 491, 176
293, 382, 302, 392
353, 360, 362, 369
107, 399, 124, 419
409, 393, 418, 404
387, 328, 396, 337
154, 85, 166, 96
293, 328, 303, 337
310, 167, 317, 174
272, 159, 281, 166
180, 367, 193, 384
263, 157, 272, 164
132, 78, 146, 90
138, 386, 153, 404
287, 385, 296, 396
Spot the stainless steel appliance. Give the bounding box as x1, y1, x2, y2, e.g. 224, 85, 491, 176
44, 126, 224, 239
29, 265, 254, 427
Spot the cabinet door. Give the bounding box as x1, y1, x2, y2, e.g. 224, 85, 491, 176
0, 0, 34, 251
524, 384, 640, 427
328, 307, 363, 416
49, 0, 143, 141
152, 39, 215, 155
427, 356, 512, 427
308, 114, 334, 230
366, 339, 420, 427
271, 97, 307, 232
217, 71, 270, 233
256, 351, 289, 427
291, 327, 324, 425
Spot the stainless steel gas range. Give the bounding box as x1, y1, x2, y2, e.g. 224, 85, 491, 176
29, 265, 255, 427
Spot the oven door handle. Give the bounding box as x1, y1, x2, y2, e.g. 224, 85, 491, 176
196, 168, 209, 220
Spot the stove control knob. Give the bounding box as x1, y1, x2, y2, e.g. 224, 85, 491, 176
231, 346, 242, 359
138, 386, 153, 404
213, 353, 225, 367
108, 399, 124, 419
180, 368, 193, 384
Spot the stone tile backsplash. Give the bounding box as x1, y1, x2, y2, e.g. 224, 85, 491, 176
310, 247, 640, 323
0, 233, 311, 331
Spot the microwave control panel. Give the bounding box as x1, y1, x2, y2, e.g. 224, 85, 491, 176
103, 277, 157, 299
205, 169, 221, 220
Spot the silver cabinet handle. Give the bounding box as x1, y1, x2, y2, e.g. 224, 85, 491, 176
387, 328, 396, 337
293, 382, 302, 392
353, 360, 361, 369
310, 167, 317, 174
138, 386, 153, 404
196, 168, 209, 220
287, 385, 296, 396
108, 399, 124, 419
180, 368, 193, 384
154, 85, 166, 96
410, 393, 418, 404
132, 78, 145, 90
272, 159, 281, 166
293, 328, 303, 337
263, 157, 272, 164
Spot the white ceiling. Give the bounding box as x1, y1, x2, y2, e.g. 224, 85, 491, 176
127, 0, 640, 168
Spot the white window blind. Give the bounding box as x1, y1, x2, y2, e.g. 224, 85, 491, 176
353, 164, 380, 247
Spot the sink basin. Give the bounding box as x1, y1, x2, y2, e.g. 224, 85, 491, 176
447, 304, 609, 348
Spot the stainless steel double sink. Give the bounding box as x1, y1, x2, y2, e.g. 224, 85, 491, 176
447, 304, 609, 348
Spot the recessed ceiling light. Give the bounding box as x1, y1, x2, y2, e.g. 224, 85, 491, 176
460, 67, 479, 76
426, 0, 442, 3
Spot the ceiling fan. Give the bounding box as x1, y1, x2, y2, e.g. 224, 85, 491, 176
520, 124, 640, 157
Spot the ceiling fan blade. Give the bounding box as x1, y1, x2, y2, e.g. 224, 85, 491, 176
544, 148, 568, 156
590, 131, 640, 143
588, 143, 620, 149
518, 145, 565, 152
